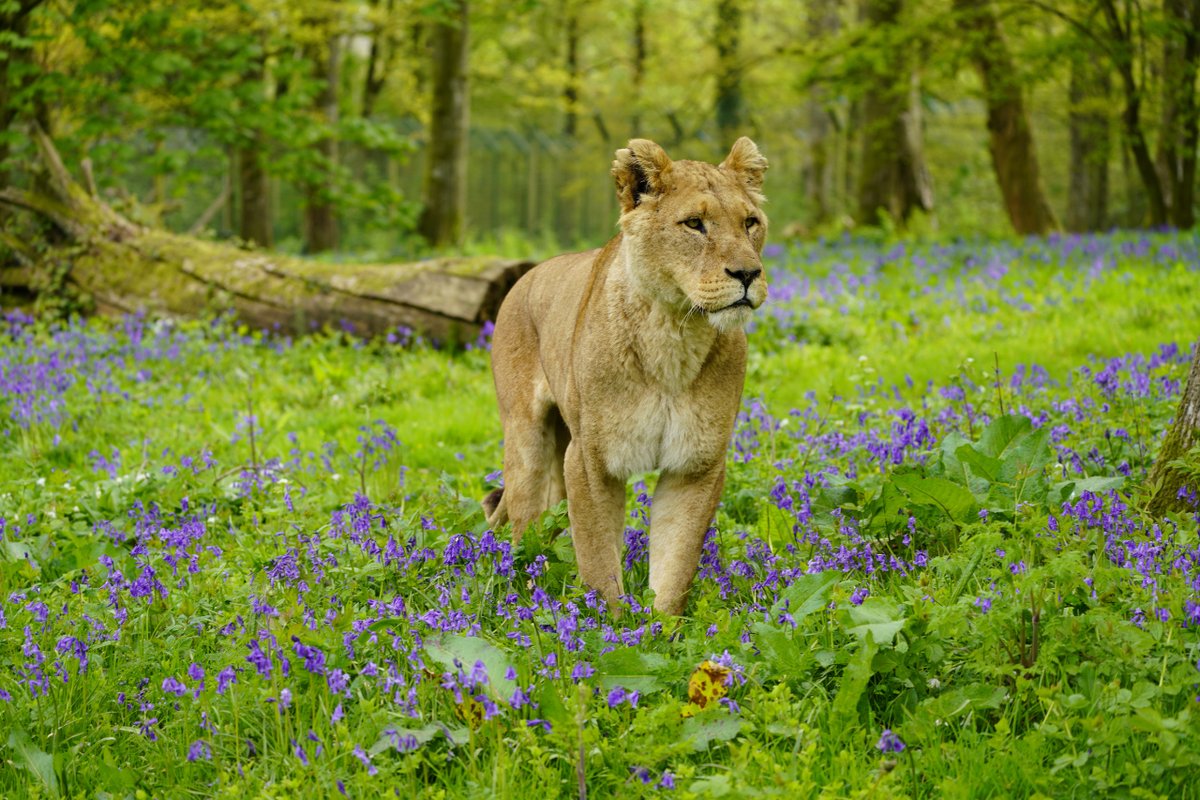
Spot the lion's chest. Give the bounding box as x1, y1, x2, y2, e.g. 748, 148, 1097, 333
601, 392, 719, 478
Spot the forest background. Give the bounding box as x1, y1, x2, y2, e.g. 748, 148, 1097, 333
1, 0, 1197, 261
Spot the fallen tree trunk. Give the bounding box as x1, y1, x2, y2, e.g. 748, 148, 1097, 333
0, 127, 534, 342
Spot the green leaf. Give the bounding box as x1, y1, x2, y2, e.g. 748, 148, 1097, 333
594, 648, 668, 694
949, 538, 990, 603
7, 729, 58, 798
999, 426, 1052, 483
363, 617, 408, 636
368, 723, 445, 756
536, 681, 571, 729
978, 415, 1034, 459
830, 633, 878, 728
424, 634, 517, 698
681, 714, 744, 751
922, 684, 1007, 722
750, 622, 808, 676
775, 571, 839, 620
938, 431, 971, 479
1052, 476, 1125, 503
845, 597, 907, 644
955, 444, 1002, 483
891, 473, 977, 523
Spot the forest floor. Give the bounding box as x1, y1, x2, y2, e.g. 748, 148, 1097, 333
2, 232, 1199, 798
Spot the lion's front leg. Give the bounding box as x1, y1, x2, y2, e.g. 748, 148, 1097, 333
564, 440, 626, 609
647, 465, 725, 615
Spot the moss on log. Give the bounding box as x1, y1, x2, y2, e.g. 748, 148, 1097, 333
0, 127, 534, 341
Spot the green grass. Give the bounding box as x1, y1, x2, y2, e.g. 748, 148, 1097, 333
1, 231, 1199, 799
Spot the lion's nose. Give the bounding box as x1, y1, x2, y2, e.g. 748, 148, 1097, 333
725, 267, 762, 287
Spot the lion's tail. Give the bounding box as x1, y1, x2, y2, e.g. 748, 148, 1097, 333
482, 487, 507, 528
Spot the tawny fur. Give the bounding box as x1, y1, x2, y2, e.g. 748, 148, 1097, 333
485, 137, 769, 615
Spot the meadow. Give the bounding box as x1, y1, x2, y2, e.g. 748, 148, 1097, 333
2, 232, 1199, 798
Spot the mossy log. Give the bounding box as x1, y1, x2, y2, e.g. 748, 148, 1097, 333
0, 127, 534, 341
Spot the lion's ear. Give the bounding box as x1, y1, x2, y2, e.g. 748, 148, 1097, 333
720, 137, 768, 202
612, 139, 673, 213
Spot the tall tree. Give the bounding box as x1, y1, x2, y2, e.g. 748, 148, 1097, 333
714, 0, 745, 143
0, 0, 44, 193
953, 0, 1059, 236
562, 0, 580, 139
1066, 57, 1111, 232
303, 33, 342, 254
1155, 0, 1199, 228
362, 0, 397, 119
418, 0, 470, 247
856, 0, 933, 227
238, 55, 273, 249
805, 0, 840, 225
630, 0, 648, 135
1094, 0, 1169, 227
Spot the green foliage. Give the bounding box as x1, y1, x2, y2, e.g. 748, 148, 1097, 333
0, 235, 1199, 798
2, 0, 1193, 252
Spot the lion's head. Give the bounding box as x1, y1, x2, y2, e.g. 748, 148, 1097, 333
611, 137, 768, 332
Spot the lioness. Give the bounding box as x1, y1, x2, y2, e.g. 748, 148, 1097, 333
484, 137, 768, 615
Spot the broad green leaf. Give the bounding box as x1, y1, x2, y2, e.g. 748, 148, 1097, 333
363, 617, 408, 636
938, 431, 971, 480
775, 571, 839, 620
1000, 426, 1052, 483
830, 633, 878, 728
7, 729, 58, 798
681, 714, 744, 751
891, 473, 977, 522
955, 444, 1002, 483
750, 622, 808, 675
845, 598, 907, 644
1052, 476, 1125, 502
424, 634, 517, 697
813, 481, 861, 515
862, 480, 909, 531
978, 414, 1034, 459
922, 684, 1007, 721
368, 723, 445, 756
536, 681, 571, 729
942, 432, 992, 497
594, 648, 668, 694
949, 537, 990, 603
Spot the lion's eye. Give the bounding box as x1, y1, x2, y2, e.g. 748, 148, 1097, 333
682, 217, 705, 232
745, 217, 759, 230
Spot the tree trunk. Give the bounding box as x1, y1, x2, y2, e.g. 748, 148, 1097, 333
1066, 58, 1110, 232
805, 0, 840, 225
563, 2, 579, 139
1156, 0, 1199, 229
857, 0, 933, 227
418, 0, 469, 248
898, 70, 934, 221
303, 36, 341, 254
237, 57, 272, 248
714, 0, 745, 144
631, 0, 647, 135
954, 0, 1059, 236
0, 1, 43, 194
0, 128, 532, 342
363, 0, 396, 119
238, 134, 273, 249
1147, 339, 1200, 516
1097, 0, 1168, 227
